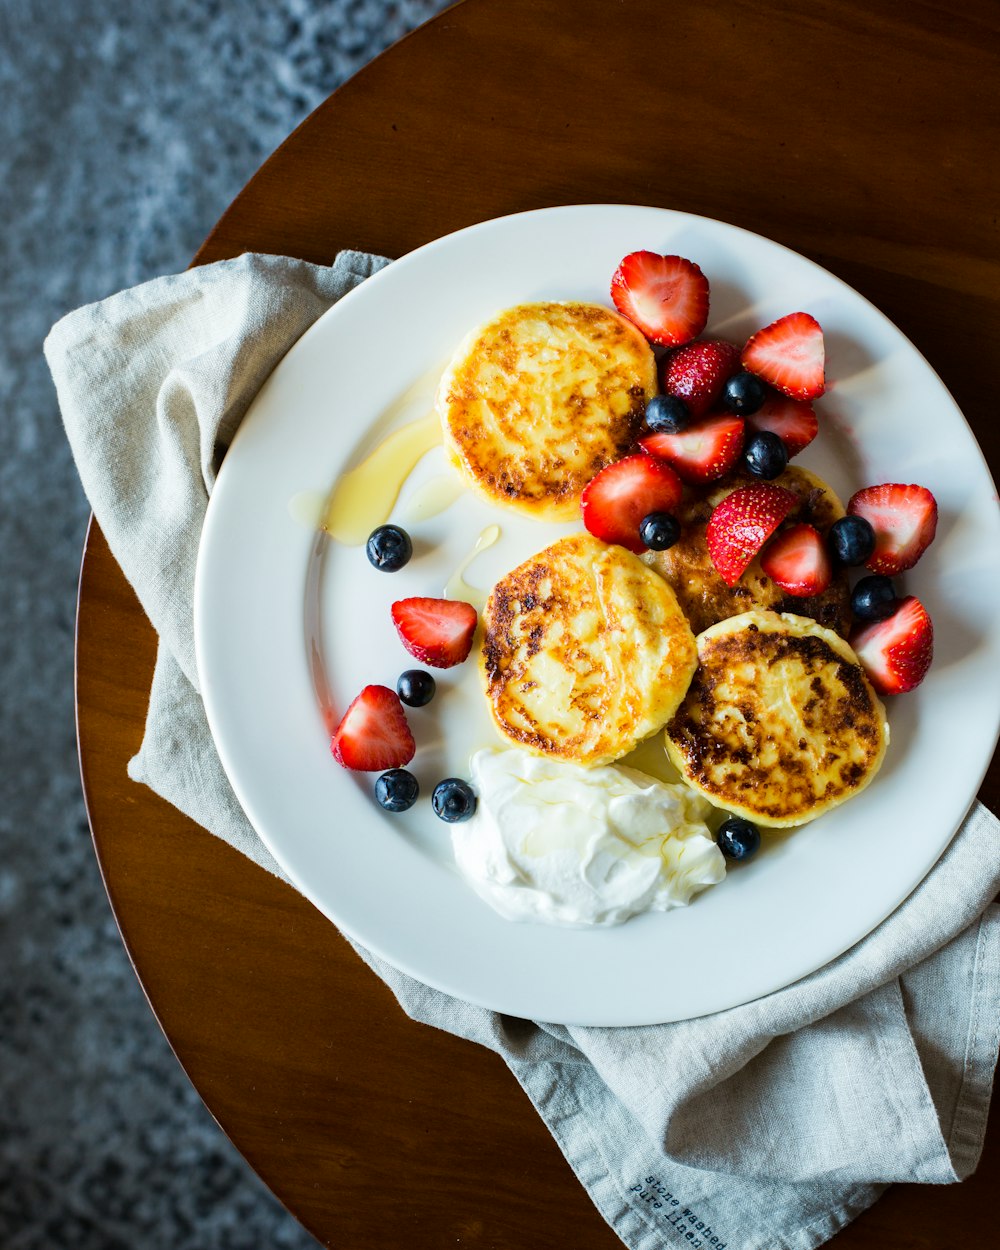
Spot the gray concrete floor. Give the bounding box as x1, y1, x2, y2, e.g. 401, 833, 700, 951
0, 2, 446, 1245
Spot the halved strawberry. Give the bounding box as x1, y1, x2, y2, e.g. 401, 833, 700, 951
760, 523, 832, 596
610, 252, 709, 347
741, 312, 825, 401
581, 453, 683, 553
391, 597, 478, 668
659, 339, 740, 416
705, 483, 798, 586
850, 595, 933, 695
331, 685, 415, 771
846, 483, 938, 576
639, 413, 745, 485
744, 395, 818, 457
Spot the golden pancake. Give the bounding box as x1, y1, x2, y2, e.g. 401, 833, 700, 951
437, 301, 657, 520
481, 533, 697, 765
647, 465, 851, 637
665, 610, 888, 827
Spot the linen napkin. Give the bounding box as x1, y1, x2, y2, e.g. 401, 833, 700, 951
46, 252, 1000, 1250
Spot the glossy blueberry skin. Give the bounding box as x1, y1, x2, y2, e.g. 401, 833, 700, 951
375, 769, 420, 813
644, 394, 691, 434
717, 816, 761, 861
743, 430, 788, 480
639, 511, 681, 551
431, 778, 477, 823
721, 370, 767, 416
397, 669, 436, 707
828, 515, 876, 566
366, 524, 412, 571
851, 574, 897, 623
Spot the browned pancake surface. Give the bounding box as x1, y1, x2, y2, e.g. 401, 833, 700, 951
648, 465, 851, 636
665, 611, 888, 826
481, 533, 697, 765
438, 302, 657, 519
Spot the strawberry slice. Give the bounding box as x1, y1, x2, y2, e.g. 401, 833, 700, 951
331, 685, 416, 771
391, 596, 478, 668
850, 595, 934, 695
610, 252, 709, 347
659, 339, 740, 416
639, 413, 745, 485
744, 395, 818, 457
760, 523, 832, 596
846, 483, 938, 576
741, 312, 825, 401
706, 483, 798, 586
581, 453, 684, 553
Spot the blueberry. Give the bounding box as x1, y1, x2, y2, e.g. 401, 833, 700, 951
722, 370, 767, 416
366, 524, 412, 571
644, 394, 691, 434
431, 777, 477, 823
851, 574, 897, 623
375, 769, 419, 813
828, 515, 875, 566
717, 816, 761, 861
397, 669, 436, 707
639, 512, 681, 551
743, 430, 788, 480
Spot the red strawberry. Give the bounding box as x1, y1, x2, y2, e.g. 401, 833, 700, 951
741, 312, 826, 401
610, 252, 709, 347
706, 483, 798, 586
639, 413, 745, 485
744, 395, 819, 457
846, 483, 938, 576
391, 597, 478, 668
581, 453, 683, 553
331, 685, 415, 771
760, 523, 832, 596
659, 339, 741, 416
850, 595, 934, 695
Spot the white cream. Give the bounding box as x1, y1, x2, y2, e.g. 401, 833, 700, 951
453, 748, 726, 927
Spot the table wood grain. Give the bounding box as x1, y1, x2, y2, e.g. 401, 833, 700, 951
76, 0, 1000, 1245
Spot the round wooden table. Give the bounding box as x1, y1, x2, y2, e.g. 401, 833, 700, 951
76, 1, 1000, 1245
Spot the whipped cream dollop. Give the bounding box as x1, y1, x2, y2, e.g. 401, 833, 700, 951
453, 748, 726, 927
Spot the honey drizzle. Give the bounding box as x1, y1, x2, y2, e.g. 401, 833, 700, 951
400, 473, 464, 523
323, 411, 442, 545
444, 525, 501, 609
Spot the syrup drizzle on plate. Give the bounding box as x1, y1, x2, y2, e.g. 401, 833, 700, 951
444, 524, 501, 610
323, 411, 443, 544
399, 473, 465, 523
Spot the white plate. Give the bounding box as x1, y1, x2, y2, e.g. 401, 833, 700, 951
195, 205, 1000, 1026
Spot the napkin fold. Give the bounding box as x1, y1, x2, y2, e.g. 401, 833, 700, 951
46, 252, 1000, 1250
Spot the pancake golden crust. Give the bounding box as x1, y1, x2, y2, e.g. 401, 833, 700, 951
665, 611, 888, 827
647, 465, 851, 636
481, 534, 697, 765
438, 302, 657, 520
